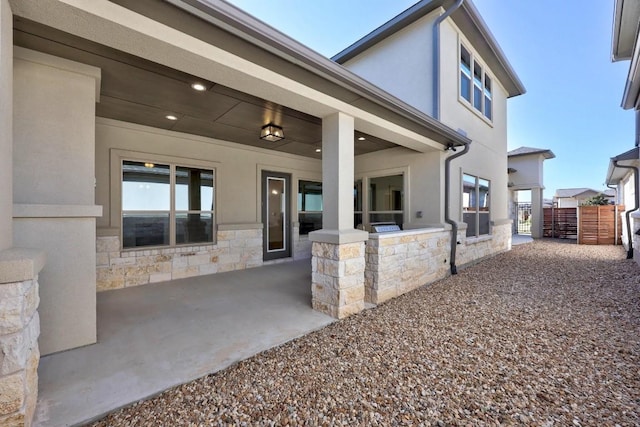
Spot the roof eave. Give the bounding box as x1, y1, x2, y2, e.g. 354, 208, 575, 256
458, 1, 525, 98
612, 0, 625, 61
606, 147, 639, 184
168, 0, 470, 147
622, 26, 640, 109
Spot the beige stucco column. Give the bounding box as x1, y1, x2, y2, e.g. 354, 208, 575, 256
13, 48, 102, 355
531, 187, 544, 238
309, 112, 368, 319
0, 0, 12, 251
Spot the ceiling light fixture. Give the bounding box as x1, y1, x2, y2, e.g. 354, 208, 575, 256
357, 136, 366, 141
165, 114, 178, 121
144, 162, 155, 168
260, 123, 285, 142
191, 82, 207, 91
315, 148, 322, 153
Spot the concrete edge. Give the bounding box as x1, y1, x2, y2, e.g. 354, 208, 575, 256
0, 248, 46, 283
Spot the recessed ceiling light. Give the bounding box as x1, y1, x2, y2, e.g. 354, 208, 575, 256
315, 148, 322, 153
165, 114, 178, 121
191, 82, 207, 91
357, 136, 366, 141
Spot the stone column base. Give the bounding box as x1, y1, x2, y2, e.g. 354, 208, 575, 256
311, 241, 365, 319
0, 249, 45, 427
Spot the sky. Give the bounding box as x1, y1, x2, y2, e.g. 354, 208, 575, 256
226, 0, 635, 199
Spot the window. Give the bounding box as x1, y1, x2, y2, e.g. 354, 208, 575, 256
122, 160, 215, 249
459, 43, 493, 121
353, 175, 405, 229
462, 174, 490, 237
369, 174, 404, 225
298, 180, 322, 235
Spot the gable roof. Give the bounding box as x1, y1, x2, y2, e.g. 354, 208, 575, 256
507, 146, 555, 159
555, 188, 600, 198
331, 0, 525, 98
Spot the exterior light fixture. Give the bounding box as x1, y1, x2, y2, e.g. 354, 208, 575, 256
315, 148, 322, 153
191, 82, 207, 91
165, 114, 178, 121
357, 136, 366, 141
144, 162, 155, 168
260, 123, 285, 142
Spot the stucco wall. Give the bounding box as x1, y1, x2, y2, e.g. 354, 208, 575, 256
342, 9, 440, 116
508, 155, 545, 189
439, 19, 510, 223
95, 118, 323, 231
354, 147, 444, 226
13, 48, 101, 355
0, 0, 12, 251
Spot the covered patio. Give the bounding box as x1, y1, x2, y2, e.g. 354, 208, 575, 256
34, 260, 334, 427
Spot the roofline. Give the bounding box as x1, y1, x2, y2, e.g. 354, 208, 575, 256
507, 149, 556, 159
622, 26, 640, 109
606, 147, 639, 184
331, 0, 525, 98
612, 0, 625, 61
332, 0, 447, 63
165, 0, 471, 147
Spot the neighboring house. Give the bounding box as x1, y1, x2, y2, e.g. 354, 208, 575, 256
507, 146, 555, 238
0, 0, 524, 423
607, 0, 640, 261
553, 188, 606, 208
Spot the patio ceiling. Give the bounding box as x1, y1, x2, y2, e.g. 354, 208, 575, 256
13, 17, 399, 159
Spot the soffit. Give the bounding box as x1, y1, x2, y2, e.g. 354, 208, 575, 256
13, 18, 398, 158
613, 0, 640, 61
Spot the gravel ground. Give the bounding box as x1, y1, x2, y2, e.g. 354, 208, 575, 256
90, 240, 640, 426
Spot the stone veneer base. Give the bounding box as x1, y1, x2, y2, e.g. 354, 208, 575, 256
0, 249, 43, 427
96, 228, 263, 291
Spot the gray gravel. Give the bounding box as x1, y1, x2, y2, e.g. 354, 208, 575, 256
89, 240, 640, 426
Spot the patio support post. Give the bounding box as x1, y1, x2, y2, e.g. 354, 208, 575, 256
309, 112, 368, 319
0, 0, 12, 251
531, 187, 543, 238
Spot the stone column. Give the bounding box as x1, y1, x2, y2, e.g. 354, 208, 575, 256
531, 187, 544, 238
0, 249, 45, 427
309, 112, 368, 319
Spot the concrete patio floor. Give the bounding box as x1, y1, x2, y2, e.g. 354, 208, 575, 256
33, 259, 334, 427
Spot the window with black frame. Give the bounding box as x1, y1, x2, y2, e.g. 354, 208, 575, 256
122, 160, 215, 249
462, 173, 490, 237
297, 180, 322, 235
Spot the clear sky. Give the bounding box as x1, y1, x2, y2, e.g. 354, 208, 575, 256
226, 0, 634, 199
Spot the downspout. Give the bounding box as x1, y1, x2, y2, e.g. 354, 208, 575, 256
433, 0, 464, 119
606, 183, 619, 246
612, 161, 639, 259
444, 141, 471, 274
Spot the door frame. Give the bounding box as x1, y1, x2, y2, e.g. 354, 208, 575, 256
261, 170, 292, 261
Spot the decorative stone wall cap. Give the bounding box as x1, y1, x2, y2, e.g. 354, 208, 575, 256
0, 248, 46, 283
491, 218, 513, 226
403, 223, 449, 230
455, 221, 468, 230
13, 204, 103, 218
367, 227, 447, 240
308, 229, 369, 244
630, 210, 640, 219
465, 235, 493, 245
217, 223, 262, 230
97, 227, 120, 237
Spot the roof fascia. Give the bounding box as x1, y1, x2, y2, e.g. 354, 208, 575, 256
332, 0, 446, 63
612, 0, 625, 61
166, 0, 470, 147
622, 25, 640, 109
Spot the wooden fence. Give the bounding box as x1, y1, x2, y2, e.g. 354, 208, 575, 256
543, 207, 577, 239
543, 205, 624, 245
578, 205, 624, 245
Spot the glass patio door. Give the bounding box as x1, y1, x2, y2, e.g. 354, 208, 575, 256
262, 171, 291, 260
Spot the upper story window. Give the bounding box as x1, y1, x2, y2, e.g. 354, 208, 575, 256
459, 44, 493, 121
122, 160, 215, 249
